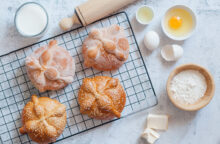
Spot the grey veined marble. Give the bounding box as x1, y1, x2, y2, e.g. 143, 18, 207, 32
1, 0, 220, 143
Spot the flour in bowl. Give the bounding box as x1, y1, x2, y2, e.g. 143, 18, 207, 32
170, 70, 207, 104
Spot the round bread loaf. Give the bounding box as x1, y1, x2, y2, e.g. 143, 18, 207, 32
78, 76, 126, 120
19, 95, 67, 144
82, 24, 129, 71
25, 40, 75, 92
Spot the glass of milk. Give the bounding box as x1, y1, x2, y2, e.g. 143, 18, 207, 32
14, 2, 49, 37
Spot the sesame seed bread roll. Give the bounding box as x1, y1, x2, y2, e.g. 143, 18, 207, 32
78, 76, 126, 120
20, 95, 67, 144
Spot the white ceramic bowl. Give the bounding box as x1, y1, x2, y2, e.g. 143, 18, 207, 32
161, 5, 197, 41
136, 5, 154, 25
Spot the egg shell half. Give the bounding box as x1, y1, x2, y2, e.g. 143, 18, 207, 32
161, 44, 183, 61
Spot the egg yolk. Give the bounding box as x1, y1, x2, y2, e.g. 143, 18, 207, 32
169, 16, 182, 29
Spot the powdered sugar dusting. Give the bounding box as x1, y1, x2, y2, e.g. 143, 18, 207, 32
82, 24, 129, 71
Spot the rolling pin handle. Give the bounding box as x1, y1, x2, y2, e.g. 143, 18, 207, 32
72, 14, 81, 25
59, 14, 81, 31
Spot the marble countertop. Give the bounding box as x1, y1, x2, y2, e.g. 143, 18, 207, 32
1, 0, 220, 143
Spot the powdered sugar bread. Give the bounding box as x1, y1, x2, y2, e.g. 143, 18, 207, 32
25, 40, 75, 92
19, 95, 67, 144
82, 24, 129, 71
78, 76, 126, 120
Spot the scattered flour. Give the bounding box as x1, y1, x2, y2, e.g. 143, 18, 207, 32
170, 70, 207, 104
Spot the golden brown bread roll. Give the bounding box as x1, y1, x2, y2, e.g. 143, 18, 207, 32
78, 76, 126, 120
19, 95, 67, 144
82, 24, 129, 71
25, 40, 75, 92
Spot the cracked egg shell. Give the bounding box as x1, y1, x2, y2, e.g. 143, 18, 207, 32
161, 44, 183, 61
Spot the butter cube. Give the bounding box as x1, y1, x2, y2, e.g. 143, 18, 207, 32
141, 128, 160, 144
147, 114, 169, 130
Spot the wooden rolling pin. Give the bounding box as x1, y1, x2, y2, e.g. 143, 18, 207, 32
59, 0, 137, 30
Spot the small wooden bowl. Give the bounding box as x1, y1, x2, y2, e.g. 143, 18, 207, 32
167, 64, 215, 111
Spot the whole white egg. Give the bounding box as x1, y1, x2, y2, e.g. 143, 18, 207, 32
144, 31, 160, 51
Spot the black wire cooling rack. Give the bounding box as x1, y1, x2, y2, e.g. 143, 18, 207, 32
0, 12, 158, 144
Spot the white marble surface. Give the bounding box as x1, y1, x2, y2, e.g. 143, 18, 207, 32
1, 0, 220, 143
